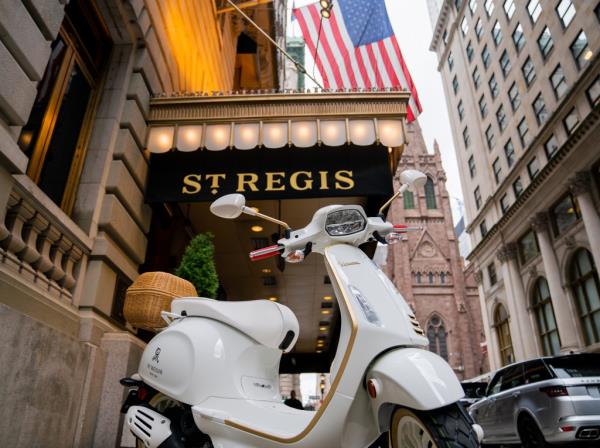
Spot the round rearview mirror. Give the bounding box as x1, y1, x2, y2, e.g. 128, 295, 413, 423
210, 194, 246, 219
399, 169, 427, 190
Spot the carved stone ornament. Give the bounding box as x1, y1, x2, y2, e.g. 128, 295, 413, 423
497, 243, 518, 263
564, 235, 576, 249
474, 269, 483, 284
569, 171, 592, 196
437, 171, 447, 182
419, 241, 435, 258
528, 265, 538, 278
530, 212, 549, 234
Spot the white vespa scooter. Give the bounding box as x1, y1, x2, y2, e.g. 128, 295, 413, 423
121, 169, 481, 448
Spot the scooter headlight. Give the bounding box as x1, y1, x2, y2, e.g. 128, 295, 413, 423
325, 209, 366, 236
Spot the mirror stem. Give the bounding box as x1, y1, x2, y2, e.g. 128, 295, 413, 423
243, 207, 291, 230
378, 184, 409, 216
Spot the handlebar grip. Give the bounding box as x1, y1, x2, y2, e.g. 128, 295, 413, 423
249, 245, 284, 261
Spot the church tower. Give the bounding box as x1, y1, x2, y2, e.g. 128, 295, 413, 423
386, 122, 488, 379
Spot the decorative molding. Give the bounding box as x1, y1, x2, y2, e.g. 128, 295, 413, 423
473, 269, 483, 285
530, 212, 550, 234
569, 171, 592, 196
564, 235, 577, 249
497, 243, 518, 263
528, 265, 538, 279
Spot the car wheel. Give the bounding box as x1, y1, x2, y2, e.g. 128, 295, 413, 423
517, 414, 549, 448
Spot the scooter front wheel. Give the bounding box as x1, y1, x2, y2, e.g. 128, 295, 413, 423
389, 404, 479, 448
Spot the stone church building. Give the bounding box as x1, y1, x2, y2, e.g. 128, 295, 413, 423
386, 122, 488, 379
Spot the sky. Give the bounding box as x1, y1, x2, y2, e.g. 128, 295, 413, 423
287, 0, 466, 222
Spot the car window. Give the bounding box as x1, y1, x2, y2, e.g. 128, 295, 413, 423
500, 364, 524, 392
546, 354, 600, 378
523, 360, 553, 384
487, 371, 504, 396
462, 382, 488, 398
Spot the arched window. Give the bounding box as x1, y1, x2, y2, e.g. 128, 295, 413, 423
532, 277, 561, 355
440, 272, 446, 284
416, 272, 422, 283
427, 314, 448, 360
425, 177, 437, 209
494, 304, 514, 366
403, 190, 415, 209
570, 249, 600, 345
428, 272, 434, 284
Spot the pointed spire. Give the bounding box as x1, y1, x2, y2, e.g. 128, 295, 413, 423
402, 120, 428, 156
433, 139, 440, 155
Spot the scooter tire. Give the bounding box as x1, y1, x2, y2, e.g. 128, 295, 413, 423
389, 403, 479, 448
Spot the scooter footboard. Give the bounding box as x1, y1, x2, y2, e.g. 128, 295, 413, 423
366, 348, 464, 429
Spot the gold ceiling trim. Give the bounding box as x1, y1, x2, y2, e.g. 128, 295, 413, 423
148, 91, 410, 124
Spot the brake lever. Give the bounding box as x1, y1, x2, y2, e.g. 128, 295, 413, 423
372, 231, 387, 244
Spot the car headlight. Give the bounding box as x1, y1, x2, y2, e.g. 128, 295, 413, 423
325, 209, 366, 236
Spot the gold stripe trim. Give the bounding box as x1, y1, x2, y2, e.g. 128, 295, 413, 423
224, 246, 358, 443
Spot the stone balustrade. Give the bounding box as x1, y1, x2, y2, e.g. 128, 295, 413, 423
0, 176, 92, 304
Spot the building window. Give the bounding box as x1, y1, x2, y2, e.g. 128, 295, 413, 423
551, 193, 580, 236
457, 100, 465, 121
544, 134, 559, 158
500, 50, 511, 77
495, 304, 514, 366
527, 156, 540, 179
496, 105, 507, 131
466, 40, 474, 62
596, 3, 600, 22
518, 229, 539, 264
485, 124, 495, 150
428, 272, 434, 284
532, 277, 561, 355
492, 21, 503, 46
443, 29, 449, 45
504, 0, 515, 19
556, 0, 576, 28
463, 126, 471, 148
403, 190, 415, 209
480, 220, 488, 237
461, 17, 469, 36
425, 178, 437, 209
416, 272, 422, 283
479, 95, 488, 118
551, 65, 568, 99
17, 0, 111, 214
453, 75, 459, 94
537, 27, 554, 59
440, 272, 447, 284
570, 248, 600, 345
500, 194, 510, 213
488, 262, 498, 286
508, 82, 520, 110
513, 176, 524, 198
512, 23, 525, 52
475, 186, 482, 209
533, 93, 548, 124
518, 118, 530, 146
522, 56, 536, 86
563, 107, 579, 135
570, 31, 590, 70
473, 66, 482, 88
468, 155, 476, 178
493, 157, 502, 183
484, 0, 494, 17
427, 315, 449, 361
448, 51, 455, 71
475, 18, 484, 41
455, 0, 464, 11
488, 75, 499, 98
482, 45, 491, 69
586, 76, 600, 106
504, 139, 516, 166
527, 0, 542, 23
469, 0, 477, 15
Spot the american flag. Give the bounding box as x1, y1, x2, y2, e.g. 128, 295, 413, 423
293, 0, 422, 122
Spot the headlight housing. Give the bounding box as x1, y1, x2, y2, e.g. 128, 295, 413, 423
325, 209, 366, 236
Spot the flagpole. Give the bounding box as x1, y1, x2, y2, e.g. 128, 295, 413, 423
224, 0, 324, 89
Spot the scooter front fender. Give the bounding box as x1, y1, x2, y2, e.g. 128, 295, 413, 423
367, 348, 464, 429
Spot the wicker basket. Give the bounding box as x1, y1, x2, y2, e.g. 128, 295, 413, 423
124, 272, 197, 331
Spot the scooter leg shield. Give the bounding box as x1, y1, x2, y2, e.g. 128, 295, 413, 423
366, 348, 464, 426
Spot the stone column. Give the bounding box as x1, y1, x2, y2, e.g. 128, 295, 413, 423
475, 269, 500, 371
570, 172, 600, 271
496, 244, 537, 360
530, 213, 580, 352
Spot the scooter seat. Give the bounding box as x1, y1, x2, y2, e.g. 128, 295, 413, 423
171, 298, 299, 352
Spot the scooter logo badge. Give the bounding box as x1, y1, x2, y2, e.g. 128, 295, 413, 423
152, 347, 161, 363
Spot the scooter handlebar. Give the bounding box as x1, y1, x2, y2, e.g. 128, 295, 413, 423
249, 245, 284, 261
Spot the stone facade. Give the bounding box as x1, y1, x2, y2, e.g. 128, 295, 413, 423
386, 122, 488, 379
429, 0, 600, 370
